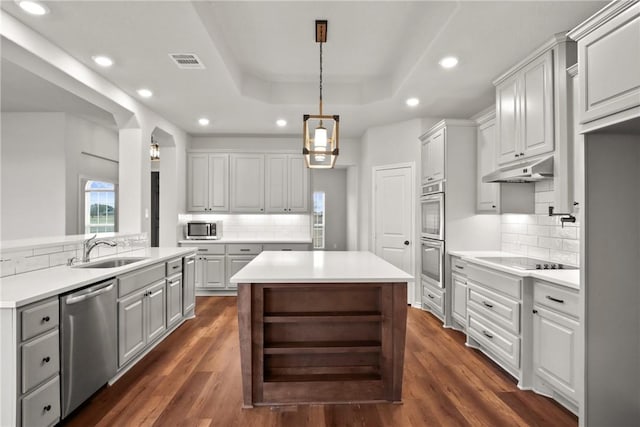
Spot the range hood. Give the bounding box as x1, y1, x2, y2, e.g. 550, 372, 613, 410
482, 155, 554, 183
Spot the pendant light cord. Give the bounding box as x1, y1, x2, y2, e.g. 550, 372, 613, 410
319, 41, 323, 117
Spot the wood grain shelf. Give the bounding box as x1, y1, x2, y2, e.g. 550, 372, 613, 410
263, 311, 383, 323
264, 372, 381, 383
263, 341, 382, 355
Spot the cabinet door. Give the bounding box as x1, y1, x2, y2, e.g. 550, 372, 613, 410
166, 276, 183, 328
520, 51, 554, 158
533, 305, 579, 402
208, 154, 229, 212
187, 154, 209, 212
421, 139, 430, 184
146, 281, 167, 344
265, 154, 288, 213
203, 256, 226, 288
195, 256, 205, 289
452, 274, 467, 326
183, 256, 196, 315
477, 119, 500, 212
230, 154, 265, 212
226, 256, 255, 289
288, 155, 309, 212
497, 75, 520, 165
429, 129, 445, 183
118, 290, 146, 367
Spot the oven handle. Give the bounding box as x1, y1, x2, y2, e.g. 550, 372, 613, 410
421, 193, 444, 202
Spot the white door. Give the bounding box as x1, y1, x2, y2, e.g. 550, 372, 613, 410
373, 165, 414, 302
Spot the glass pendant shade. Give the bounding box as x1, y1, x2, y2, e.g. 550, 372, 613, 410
303, 114, 339, 168
150, 142, 160, 161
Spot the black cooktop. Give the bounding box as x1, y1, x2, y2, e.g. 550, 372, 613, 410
476, 257, 578, 270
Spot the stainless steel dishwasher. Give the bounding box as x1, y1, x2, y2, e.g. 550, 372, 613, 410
60, 278, 117, 418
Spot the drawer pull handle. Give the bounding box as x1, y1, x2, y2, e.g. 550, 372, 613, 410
282, 249, 292, 251
43, 405, 52, 412
240, 249, 250, 252
172, 265, 179, 269
482, 330, 494, 339
455, 265, 464, 269
427, 294, 435, 299
482, 301, 494, 309
42, 316, 50, 323
200, 249, 209, 252
42, 356, 51, 364
546, 296, 565, 304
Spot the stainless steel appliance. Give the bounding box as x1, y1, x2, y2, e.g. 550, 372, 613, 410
421, 238, 445, 288
476, 256, 578, 270
482, 155, 554, 183
420, 182, 444, 240
185, 220, 222, 240
60, 279, 117, 418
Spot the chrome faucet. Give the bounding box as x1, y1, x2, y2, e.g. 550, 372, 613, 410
82, 234, 117, 262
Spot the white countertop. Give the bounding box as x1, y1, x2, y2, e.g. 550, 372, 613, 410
230, 251, 414, 284
0, 247, 197, 308
178, 237, 312, 244
449, 250, 580, 290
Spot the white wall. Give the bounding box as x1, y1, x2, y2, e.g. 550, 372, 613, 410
311, 169, 347, 251
1, 113, 67, 240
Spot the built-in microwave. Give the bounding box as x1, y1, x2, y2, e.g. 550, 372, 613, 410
185, 221, 222, 240
421, 182, 444, 241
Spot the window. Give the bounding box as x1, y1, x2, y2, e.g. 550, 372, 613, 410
84, 180, 117, 233
312, 191, 325, 249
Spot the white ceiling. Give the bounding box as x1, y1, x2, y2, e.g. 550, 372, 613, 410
0, 1, 607, 138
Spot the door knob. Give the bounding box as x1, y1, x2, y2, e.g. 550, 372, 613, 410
404, 240, 410, 246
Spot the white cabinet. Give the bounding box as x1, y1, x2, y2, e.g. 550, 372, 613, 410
226, 256, 255, 290
183, 256, 196, 316
421, 128, 445, 184
196, 255, 226, 289
230, 154, 265, 212
569, 2, 640, 130
265, 154, 309, 213
495, 50, 554, 165
187, 153, 228, 212
146, 281, 167, 343
532, 280, 580, 411
475, 110, 500, 213
166, 274, 183, 329
451, 273, 467, 328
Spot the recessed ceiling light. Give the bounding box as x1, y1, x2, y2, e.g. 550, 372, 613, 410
198, 118, 210, 126
17, 0, 49, 15
276, 119, 287, 127
137, 88, 153, 98
439, 56, 459, 69
92, 55, 113, 67
406, 98, 420, 107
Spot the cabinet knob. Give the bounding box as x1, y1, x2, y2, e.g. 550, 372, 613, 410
404, 240, 410, 246
515, 154, 519, 158
43, 405, 52, 412
520, 152, 524, 156
42, 356, 51, 364
41, 316, 50, 323
533, 309, 538, 314
492, 205, 496, 208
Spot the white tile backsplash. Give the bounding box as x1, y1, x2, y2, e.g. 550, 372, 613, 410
178, 214, 311, 241
501, 180, 580, 267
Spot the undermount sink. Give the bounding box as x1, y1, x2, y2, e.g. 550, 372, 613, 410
73, 257, 148, 269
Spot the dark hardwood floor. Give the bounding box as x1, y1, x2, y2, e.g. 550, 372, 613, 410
64, 297, 577, 427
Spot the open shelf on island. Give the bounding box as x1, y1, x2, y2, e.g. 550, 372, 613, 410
263, 341, 381, 355
263, 311, 383, 323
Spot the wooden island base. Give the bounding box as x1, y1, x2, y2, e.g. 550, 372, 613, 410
237, 282, 407, 407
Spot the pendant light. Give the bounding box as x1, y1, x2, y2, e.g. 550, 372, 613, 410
150, 136, 160, 161
303, 20, 339, 169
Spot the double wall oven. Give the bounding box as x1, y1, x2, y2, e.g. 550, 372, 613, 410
420, 182, 445, 289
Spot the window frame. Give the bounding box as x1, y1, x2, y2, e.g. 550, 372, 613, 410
312, 191, 326, 250
79, 176, 118, 234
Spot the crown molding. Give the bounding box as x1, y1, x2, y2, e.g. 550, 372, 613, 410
568, 1, 639, 41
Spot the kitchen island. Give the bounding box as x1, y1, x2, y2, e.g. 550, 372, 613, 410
230, 251, 413, 407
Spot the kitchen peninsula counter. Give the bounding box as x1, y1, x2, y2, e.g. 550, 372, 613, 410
230, 251, 413, 407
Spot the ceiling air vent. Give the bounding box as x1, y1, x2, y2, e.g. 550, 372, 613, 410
169, 53, 205, 69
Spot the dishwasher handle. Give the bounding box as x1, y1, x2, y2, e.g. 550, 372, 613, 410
65, 282, 115, 305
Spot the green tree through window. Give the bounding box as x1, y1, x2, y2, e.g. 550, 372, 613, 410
84, 180, 116, 233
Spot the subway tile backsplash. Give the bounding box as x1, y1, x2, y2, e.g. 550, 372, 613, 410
501, 180, 580, 266
178, 214, 311, 241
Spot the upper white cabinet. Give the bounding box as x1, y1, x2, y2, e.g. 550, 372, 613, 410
187, 153, 228, 212
420, 127, 445, 184
230, 154, 265, 213
474, 109, 500, 213
568, 2, 640, 131
495, 49, 554, 165
265, 154, 309, 213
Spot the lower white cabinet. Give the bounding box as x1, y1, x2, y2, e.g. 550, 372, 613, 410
183, 256, 196, 316
532, 280, 580, 411
226, 256, 256, 289
196, 255, 226, 289
166, 274, 183, 329
421, 279, 444, 321
118, 280, 167, 368
451, 273, 467, 328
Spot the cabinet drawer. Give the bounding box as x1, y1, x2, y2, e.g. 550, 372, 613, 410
468, 283, 520, 334
226, 244, 262, 255
118, 263, 165, 298
534, 281, 579, 318
166, 258, 183, 276
22, 329, 60, 394
180, 243, 225, 255
468, 310, 520, 370
262, 243, 310, 251
21, 299, 59, 342
22, 375, 60, 427
467, 263, 522, 299
451, 256, 467, 275
422, 281, 444, 314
